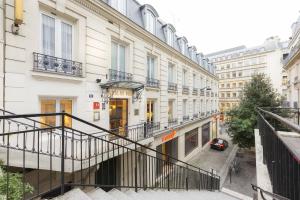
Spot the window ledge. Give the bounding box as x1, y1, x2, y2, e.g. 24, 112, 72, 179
145, 86, 160, 91
31, 71, 84, 82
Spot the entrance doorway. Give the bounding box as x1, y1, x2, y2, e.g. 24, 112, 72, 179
109, 99, 128, 136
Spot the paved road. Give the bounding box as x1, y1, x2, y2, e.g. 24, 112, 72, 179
187, 126, 234, 174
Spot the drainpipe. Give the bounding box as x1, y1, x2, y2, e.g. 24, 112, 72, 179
2, 0, 6, 110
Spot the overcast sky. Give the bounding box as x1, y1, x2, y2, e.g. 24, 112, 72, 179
138, 0, 300, 54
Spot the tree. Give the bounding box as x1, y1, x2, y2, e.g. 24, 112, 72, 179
226, 74, 281, 148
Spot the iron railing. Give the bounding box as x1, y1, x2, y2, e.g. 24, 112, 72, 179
206, 91, 210, 97
108, 69, 133, 82
257, 108, 300, 200
33, 52, 83, 77
146, 77, 160, 88
168, 82, 178, 92
251, 184, 290, 200
262, 107, 300, 126
182, 115, 190, 122
192, 88, 198, 95
182, 86, 189, 94
168, 118, 178, 127
0, 111, 220, 199
200, 91, 205, 96
193, 113, 199, 118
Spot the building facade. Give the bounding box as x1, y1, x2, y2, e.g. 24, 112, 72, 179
0, 0, 219, 177
283, 15, 300, 108
207, 37, 286, 112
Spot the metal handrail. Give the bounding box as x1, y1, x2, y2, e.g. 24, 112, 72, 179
251, 184, 290, 200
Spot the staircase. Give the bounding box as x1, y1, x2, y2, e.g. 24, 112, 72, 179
53, 188, 239, 200
0, 111, 221, 199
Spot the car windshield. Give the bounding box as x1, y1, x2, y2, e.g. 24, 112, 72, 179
217, 140, 223, 144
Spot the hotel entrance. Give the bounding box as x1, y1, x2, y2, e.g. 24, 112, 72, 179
109, 98, 128, 136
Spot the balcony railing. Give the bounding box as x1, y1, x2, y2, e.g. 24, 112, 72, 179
146, 77, 160, 88
33, 52, 82, 77
257, 108, 300, 200
211, 92, 214, 97
168, 118, 178, 127
182, 85, 189, 94
283, 41, 300, 67
193, 113, 199, 118
200, 112, 206, 117
200, 91, 205, 96
182, 115, 190, 122
192, 88, 198, 95
168, 82, 178, 92
108, 69, 133, 81
206, 91, 210, 97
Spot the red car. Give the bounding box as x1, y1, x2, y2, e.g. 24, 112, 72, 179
210, 138, 228, 151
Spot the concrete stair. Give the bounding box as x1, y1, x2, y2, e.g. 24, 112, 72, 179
52, 188, 240, 200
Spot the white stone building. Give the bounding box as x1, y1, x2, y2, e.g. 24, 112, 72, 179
0, 0, 219, 189
207, 37, 287, 112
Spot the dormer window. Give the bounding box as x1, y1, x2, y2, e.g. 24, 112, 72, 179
178, 37, 188, 55
145, 11, 155, 34
110, 0, 127, 15
167, 28, 174, 46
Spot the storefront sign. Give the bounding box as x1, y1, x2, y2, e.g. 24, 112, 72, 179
162, 130, 176, 142
93, 102, 100, 110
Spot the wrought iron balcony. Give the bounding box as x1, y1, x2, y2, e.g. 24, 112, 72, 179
108, 69, 133, 82
200, 91, 205, 96
168, 82, 178, 92
182, 115, 190, 122
193, 113, 198, 118
192, 88, 198, 95
182, 85, 189, 94
206, 91, 210, 97
168, 118, 178, 127
211, 92, 214, 97
33, 52, 82, 77
200, 112, 205, 117
146, 77, 160, 88
146, 121, 160, 133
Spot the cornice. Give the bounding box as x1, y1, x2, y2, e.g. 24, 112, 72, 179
72, 0, 218, 80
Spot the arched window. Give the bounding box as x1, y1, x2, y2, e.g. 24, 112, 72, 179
145, 11, 155, 34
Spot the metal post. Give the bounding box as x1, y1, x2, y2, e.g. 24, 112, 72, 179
61, 112, 65, 195
167, 161, 170, 191
144, 122, 147, 139
297, 108, 300, 125
135, 143, 138, 192
211, 169, 214, 191
186, 166, 189, 191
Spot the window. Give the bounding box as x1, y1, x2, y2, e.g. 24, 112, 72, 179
168, 100, 174, 120
147, 56, 155, 79
251, 58, 257, 65
221, 93, 225, 98
221, 66, 224, 70
183, 99, 188, 116
227, 93, 230, 98
232, 83, 236, 88
238, 71, 243, 77
147, 100, 155, 123
41, 98, 73, 128
193, 99, 196, 114
181, 41, 186, 55
110, 0, 127, 14
182, 69, 187, 86
185, 129, 198, 156
227, 83, 230, 88
226, 64, 230, 69
111, 42, 126, 72
168, 63, 175, 83
193, 74, 196, 88
238, 61, 243, 67
42, 14, 73, 59
221, 84, 225, 88
239, 82, 243, 88
145, 11, 155, 34
221, 74, 225, 79
226, 73, 230, 78
167, 28, 174, 46
232, 72, 236, 78
233, 93, 237, 97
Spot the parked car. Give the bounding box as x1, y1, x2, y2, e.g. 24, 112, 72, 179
210, 138, 228, 151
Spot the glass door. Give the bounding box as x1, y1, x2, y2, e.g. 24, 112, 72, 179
109, 99, 128, 137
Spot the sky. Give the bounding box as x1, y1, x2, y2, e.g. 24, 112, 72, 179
138, 0, 300, 54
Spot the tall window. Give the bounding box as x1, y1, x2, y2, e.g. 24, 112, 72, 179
193, 74, 196, 88
147, 100, 155, 123
147, 56, 155, 79
182, 69, 187, 86
41, 98, 73, 128
167, 28, 174, 46
145, 11, 155, 34
183, 99, 188, 116
168, 100, 174, 120
110, 0, 127, 15
42, 14, 72, 59
168, 63, 175, 83
193, 99, 196, 114
111, 42, 126, 72
181, 42, 186, 54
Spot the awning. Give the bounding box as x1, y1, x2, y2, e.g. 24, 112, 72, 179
100, 80, 144, 93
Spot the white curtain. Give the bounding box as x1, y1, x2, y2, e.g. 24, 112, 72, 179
119, 45, 125, 72
61, 22, 72, 60
42, 14, 55, 56
147, 57, 154, 79
111, 42, 118, 70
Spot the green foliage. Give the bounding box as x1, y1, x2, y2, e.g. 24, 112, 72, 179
226, 74, 281, 148
0, 162, 33, 200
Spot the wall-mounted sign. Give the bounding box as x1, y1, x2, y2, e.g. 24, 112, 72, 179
93, 102, 100, 110
89, 94, 94, 98
162, 130, 176, 142
102, 103, 106, 110
93, 111, 100, 121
